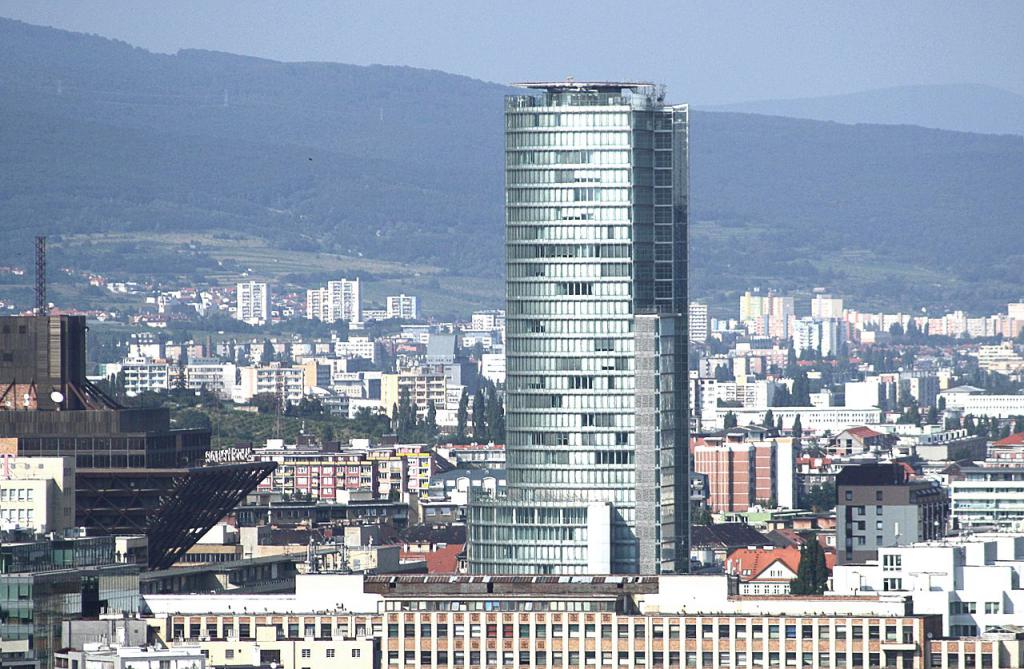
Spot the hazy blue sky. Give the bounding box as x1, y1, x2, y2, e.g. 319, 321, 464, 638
1, 0, 1022, 104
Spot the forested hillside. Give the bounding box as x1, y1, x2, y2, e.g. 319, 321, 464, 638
2, 18, 1023, 314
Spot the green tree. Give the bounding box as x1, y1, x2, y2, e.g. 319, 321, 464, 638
898, 404, 921, 426
791, 371, 812, 406
690, 503, 713, 526
261, 338, 275, 363
724, 411, 738, 429
776, 415, 784, 432
791, 538, 829, 595
321, 422, 335, 443
472, 388, 487, 441
786, 346, 799, 377
792, 414, 803, 440
425, 399, 438, 438
926, 405, 939, 425
397, 388, 416, 439
251, 392, 280, 414
456, 389, 470, 440
763, 409, 775, 433
485, 385, 501, 442
802, 482, 836, 512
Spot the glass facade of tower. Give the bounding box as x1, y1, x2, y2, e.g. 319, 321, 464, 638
468, 83, 689, 574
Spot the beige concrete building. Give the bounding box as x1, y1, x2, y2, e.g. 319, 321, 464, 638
0, 455, 75, 534
142, 574, 1024, 669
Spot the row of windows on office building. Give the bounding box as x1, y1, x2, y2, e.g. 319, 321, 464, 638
506, 149, 631, 167
507, 168, 631, 185
506, 318, 634, 335
508, 262, 633, 279
507, 131, 632, 149
510, 393, 636, 410
509, 281, 633, 298
510, 301, 634, 317
507, 148, 674, 170
508, 224, 632, 240
506, 410, 634, 429
385, 649, 915, 668
508, 431, 633, 449
507, 186, 634, 204
505, 167, 669, 188
509, 242, 633, 260
506, 205, 632, 222
506, 336, 633, 355
506, 112, 632, 129
507, 468, 637, 488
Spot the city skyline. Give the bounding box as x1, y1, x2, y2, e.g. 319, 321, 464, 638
5, 6, 1024, 669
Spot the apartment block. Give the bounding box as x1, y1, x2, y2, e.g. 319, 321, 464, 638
307, 279, 361, 324
837, 463, 949, 565
236, 281, 270, 326
387, 294, 419, 320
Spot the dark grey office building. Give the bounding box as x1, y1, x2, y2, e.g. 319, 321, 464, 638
837, 463, 949, 564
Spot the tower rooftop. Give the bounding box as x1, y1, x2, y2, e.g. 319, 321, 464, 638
512, 80, 655, 92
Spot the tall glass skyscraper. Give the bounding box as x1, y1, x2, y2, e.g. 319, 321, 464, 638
468, 81, 689, 574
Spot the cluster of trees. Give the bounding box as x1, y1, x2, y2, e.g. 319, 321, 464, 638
790, 538, 830, 595
959, 414, 1024, 440
455, 385, 505, 443
394, 392, 439, 443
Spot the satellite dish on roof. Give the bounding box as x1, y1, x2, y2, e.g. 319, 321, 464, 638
50, 391, 65, 404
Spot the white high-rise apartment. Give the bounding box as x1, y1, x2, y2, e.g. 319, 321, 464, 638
306, 278, 361, 324
469, 81, 690, 575
688, 302, 708, 343
235, 281, 269, 326
386, 294, 419, 320
811, 294, 844, 320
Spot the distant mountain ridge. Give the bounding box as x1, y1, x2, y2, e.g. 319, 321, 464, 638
700, 83, 1024, 137
1, 17, 1023, 315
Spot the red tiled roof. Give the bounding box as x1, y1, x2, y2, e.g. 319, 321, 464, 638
725, 546, 801, 581
994, 432, 1024, 446
845, 426, 884, 439
424, 543, 464, 574
727, 544, 836, 582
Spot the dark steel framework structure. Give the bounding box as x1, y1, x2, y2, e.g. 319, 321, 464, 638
76, 463, 276, 570
2, 315, 276, 571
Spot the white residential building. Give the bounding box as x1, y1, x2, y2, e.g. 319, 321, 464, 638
307, 279, 361, 324
688, 302, 709, 343
236, 365, 306, 404
811, 294, 844, 320
334, 336, 379, 364
846, 378, 882, 409
832, 535, 1024, 637
470, 309, 505, 332
951, 462, 1024, 531
236, 281, 270, 326
385, 294, 419, 320
185, 359, 237, 397
121, 357, 170, 394
480, 351, 506, 386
